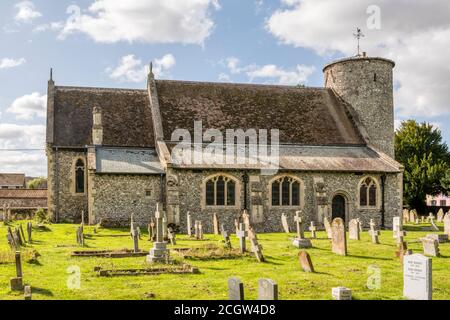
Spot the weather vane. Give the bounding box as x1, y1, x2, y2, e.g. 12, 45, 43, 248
353, 27, 365, 56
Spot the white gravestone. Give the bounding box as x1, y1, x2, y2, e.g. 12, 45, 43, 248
403, 254, 432, 300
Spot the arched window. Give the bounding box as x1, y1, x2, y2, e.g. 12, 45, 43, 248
271, 176, 301, 207
205, 175, 236, 207
359, 177, 378, 207
75, 159, 85, 194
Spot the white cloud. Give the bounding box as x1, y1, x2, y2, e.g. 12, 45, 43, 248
0, 124, 45, 149
223, 57, 315, 85
107, 54, 176, 83
59, 0, 220, 45
0, 58, 26, 69
33, 21, 64, 33
14, 1, 42, 24
0, 150, 46, 177
6, 93, 47, 120
266, 0, 450, 118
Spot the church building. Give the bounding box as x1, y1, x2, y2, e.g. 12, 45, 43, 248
46, 54, 403, 232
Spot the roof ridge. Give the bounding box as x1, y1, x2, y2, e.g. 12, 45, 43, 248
55, 85, 146, 92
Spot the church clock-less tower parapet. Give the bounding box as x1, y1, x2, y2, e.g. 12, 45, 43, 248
323, 55, 396, 157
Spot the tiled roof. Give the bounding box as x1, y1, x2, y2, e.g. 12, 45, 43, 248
96, 148, 164, 174
0, 174, 25, 187
0, 189, 47, 199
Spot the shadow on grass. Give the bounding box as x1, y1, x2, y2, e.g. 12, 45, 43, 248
347, 254, 392, 261
32, 287, 54, 297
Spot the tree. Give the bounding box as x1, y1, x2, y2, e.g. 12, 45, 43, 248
27, 177, 47, 189
395, 120, 450, 214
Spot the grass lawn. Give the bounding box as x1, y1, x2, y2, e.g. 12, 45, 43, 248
0, 221, 449, 300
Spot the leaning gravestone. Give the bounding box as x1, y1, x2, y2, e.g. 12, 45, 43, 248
349, 219, 360, 241
281, 213, 290, 233
444, 214, 450, 236
228, 278, 244, 300
429, 217, 440, 232
331, 218, 347, 256
299, 251, 314, 273
258, 279, 278, 300
437, 209, 444, 223
324, 217, 332, 239
421, 237, 440, 257
403, 254, 432, 300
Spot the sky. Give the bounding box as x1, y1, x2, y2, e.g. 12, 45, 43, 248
0, 0, 449, 177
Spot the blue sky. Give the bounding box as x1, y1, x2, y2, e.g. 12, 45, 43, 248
0, 0, 449, 176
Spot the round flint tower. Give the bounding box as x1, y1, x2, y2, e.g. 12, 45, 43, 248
323, 55, 396, 157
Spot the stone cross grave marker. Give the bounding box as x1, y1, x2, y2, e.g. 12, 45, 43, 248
324, 217, 332, 239
258, 279, 278, 300
228, 278, 244, 300
444, 214, 450, 236
26, 222, 32, 243
393, 217, 402, 238
349, 219, 360, 241
24, 286, 32, 300
309, 222, 317, 239
213, 213, 220, 235
298, 251, 314, 273
10, 251, 23, 291
186, 212, 192, 237
403, 254, 432, 300
281, 213, 290, 233
294, 211, 304, 239
422, 237, 440, 257
237, 223, 248, 254
332, 287, 352, 300
146, 204, 169, 264
437, 209, 444, 223
331, 218, 347, 256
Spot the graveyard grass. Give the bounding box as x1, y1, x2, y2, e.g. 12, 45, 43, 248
1, 222, 450, 300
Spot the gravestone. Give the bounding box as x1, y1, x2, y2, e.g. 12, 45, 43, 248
294, 211, 305, 239
10, 251, 23, 291
24, 286, 32, 300
421, 237, 440, 257
308, 222, 317, 239
331, 218, 347, 256
168, 228, 177, 245
132, 231, 139, 253
198, 221, 204, 240
234, 219, 239, 236
130, 213, 135, 239
250, 237, 265, 262
393, 217, 402, 238
146, 204, 169, 264
323, 217, 332, 239
410, 210, 417, 223
426, 234, 448, 243
403, 209, 409, 223
237, 223, 248, 254
148, 219, 155, 241
228, 278, 244, 300
371, 230, 380, 244
437, 209, 444, 223
281, 213, 290, 233
19, 225, 26, 244
403, 254, 432, 300
396, 236, 408, 258
396, 230, 407, 245
26, 222, 32, 243
186, 212, 192, 237
76, 226, 84, 246
162, 211, 168, 240
421, 216, 425, 224
242, 210, 251, 231
258, 279, 278, 300
429, 217, 440, 232
357, 218, 363, 233
222, 230, 232, 249
332, 287, 352, 300
213, 213, 220, 235
444, 214, 450, 236
349, 219, 360, 240
298, 251, 314, 273
15, 228, 23, 246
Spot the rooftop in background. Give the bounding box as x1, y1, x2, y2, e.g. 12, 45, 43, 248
0, 173, 26, 189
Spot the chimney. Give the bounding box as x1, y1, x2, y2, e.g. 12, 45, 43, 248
92, 106, 103, 146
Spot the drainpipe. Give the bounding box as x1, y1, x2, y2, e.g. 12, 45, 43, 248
381, 173, 386, 229
242, 172, 249, 211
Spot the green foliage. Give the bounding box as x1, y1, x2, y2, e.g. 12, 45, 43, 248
27, 177, 47, 190
395, 120, 450, 213
34, 208, 50, 224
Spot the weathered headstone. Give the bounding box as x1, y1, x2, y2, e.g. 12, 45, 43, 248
26, 222, 32, 243
294, 211, 305, 239
147, 204, 169, 264
15, 228, 23, 246
308, 221, 317, 239
168, 228, 177, 245
213, 213, 220, 235
162, 211, 168, 240
198, 221, 204, 240
250, 237, 265, 262
19, 225, 26, 244
298, 251, 314, 273
242, 210, 251, 231
426, 234, 448, 243
24, 286, 32, 300
10, 251, 23, 291
228, 278, 244, 300
357, 218, 363, 233
237, 223, 248, 254
258, 279, 278, 300
393, 217, 402, 238
403, 209, 409, 223
403, 254, 432, 300
130, 213, 135, 238
444, 214, 450, 236
349, 219, 360, 241
234, 218, 239, 236
429, 217, 440, 232
437, 209, 444, 223
331, 218, 347, 256
132, 231, 139, 253
332, 287, 352, 300
222, 230, 232, 249
186, 212, 192, 237
281, 213, 290, 233
371, 230, 380, 244
324, 217, 332, 239
421, 237, 440, 257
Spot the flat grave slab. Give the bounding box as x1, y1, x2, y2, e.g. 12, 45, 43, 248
95, 264, 199, 277
71, 249, 147, 258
